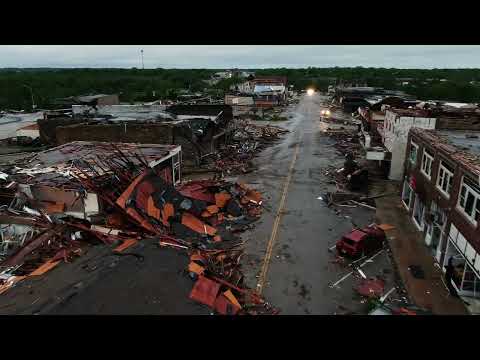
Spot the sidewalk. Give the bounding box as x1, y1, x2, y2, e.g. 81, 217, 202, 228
371, 180, 468, 315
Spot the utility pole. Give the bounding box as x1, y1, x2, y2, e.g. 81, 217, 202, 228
141, 49, 144, 70
22, 84, 36, 111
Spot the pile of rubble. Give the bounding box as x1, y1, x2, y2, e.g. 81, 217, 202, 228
324, 131, 361, 158
208, 120, 289, 175
0, 142, 277, 315
321, 152, 369, 193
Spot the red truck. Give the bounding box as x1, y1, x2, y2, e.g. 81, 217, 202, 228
336, 225, 386, 258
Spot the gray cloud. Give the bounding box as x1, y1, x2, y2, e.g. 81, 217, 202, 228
0, 45, 478, 68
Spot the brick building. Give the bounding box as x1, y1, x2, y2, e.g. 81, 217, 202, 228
38, 105, 233, 166
402, 128, 480, 300
366, 107, 480, 181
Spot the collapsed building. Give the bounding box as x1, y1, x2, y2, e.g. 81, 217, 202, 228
333, 87, 411, 113
0, 141, 182, 222
51, 94, 120, 108
0, 138, 275, 314
252, 76, 288, 107
37, 104, 233, 167
0, 141, 181, 261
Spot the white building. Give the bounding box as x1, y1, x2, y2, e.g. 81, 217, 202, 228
230, 81, 255, 94
213, 71, 233, 79
381, 108, 437, 180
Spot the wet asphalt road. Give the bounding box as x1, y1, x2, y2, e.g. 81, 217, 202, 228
239, 93, 395, 314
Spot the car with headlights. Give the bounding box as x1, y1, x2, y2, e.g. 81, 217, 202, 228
320, 108, 331, 119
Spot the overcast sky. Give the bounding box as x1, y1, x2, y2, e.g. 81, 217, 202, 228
1, 45, 479, 69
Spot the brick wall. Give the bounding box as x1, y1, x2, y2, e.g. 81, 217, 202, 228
404, 131, 480, 257
38, 117, 88, 145
55, 122, 209, 165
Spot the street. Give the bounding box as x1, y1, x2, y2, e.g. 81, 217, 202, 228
239, 93, 397, 314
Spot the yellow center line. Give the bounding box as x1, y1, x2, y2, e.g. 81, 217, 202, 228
256, 141, 301, 295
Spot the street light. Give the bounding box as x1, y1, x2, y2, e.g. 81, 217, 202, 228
22, 84, 36, 111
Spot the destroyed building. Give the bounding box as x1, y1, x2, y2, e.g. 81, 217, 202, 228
229, 80, 255, 95
333, 87, 411, 113
0, 137, 275, 314
0, 141, 181, 260
37, 104, 233, 167
52, 94, 120, 108
402, 128, 480, 302
252, 76, 288, 107
361, 107, 480, 181
1, 141, 182, 218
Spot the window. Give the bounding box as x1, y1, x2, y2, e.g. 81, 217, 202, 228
409, 142, 419, 165
402, 179, 413, 209
436, 161, 454, 198
413, 195, 425, 231
420, 149, 434, 179
457, 177, 480, 225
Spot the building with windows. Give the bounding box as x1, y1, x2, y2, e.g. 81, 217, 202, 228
375, 107, 480, 181
403, 128, 480, 303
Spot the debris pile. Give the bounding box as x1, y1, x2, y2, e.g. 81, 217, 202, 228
324, 130, 361, 158
0, 141, 276, 314
207, 120, 288, 174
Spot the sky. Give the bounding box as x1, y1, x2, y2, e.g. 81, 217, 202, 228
1, 45, 479, 69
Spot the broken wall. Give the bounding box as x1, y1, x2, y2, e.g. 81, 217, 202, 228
72, 104, 167, 116
388, 140, 408, 181
96, 95, 120, 106
55, 123, 204, 166
437, 117, 480, 131
37, 117, 87, 146
167, 105, 233, 125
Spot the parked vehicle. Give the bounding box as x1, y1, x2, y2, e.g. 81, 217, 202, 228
336, 225, 386, 258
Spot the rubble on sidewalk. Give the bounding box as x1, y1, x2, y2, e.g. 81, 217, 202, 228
323, 129, 362, 158
355, 278, 385, 298
0, 141, 277, 315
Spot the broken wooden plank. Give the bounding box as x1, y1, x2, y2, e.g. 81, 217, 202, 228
350, 200, 376, 211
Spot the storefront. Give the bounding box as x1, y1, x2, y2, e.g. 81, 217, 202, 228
443, 223, 480, 298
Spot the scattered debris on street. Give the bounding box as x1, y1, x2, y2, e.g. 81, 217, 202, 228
205, 120, 289, 175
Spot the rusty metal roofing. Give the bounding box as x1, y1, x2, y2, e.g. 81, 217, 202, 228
30, 141, 179, 167
4, 141, 181, 188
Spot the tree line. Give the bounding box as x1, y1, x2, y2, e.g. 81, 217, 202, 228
1, 67, 479, 110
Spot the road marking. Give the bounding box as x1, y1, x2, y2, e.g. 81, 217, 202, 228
329, 249, 384, 288
380, 287, 396, 303
256, 142, 300, 295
